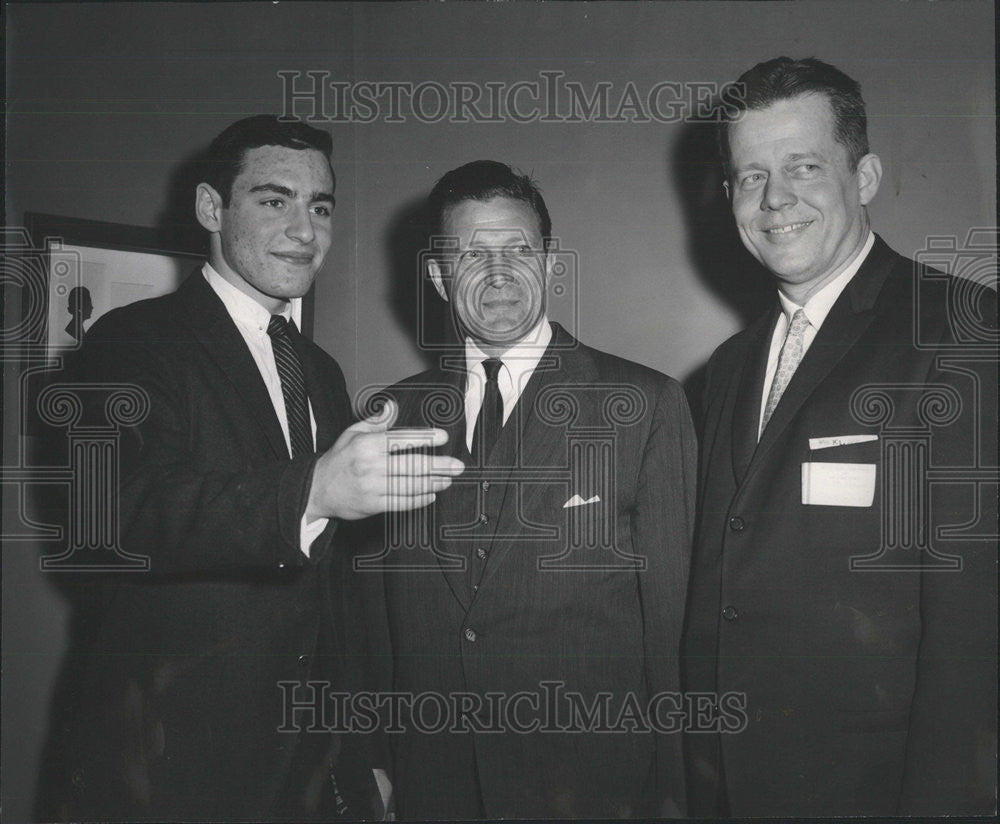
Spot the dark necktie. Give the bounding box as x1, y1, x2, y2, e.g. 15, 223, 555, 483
472, 358, 503, 461
266, 315, 313, 457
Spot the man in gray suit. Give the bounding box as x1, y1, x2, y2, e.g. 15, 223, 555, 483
365, 160, 697, 819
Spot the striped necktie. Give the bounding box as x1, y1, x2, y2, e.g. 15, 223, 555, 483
266, 315, 313, 457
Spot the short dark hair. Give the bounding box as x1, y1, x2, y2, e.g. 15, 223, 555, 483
202, 115, 333, 205
427, 160, 552, 243
719, 57, 869, 174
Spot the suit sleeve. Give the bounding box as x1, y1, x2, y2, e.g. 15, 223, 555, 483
633, 377, 698, 816
72, 311, 346, 576
898, 299, 998, 815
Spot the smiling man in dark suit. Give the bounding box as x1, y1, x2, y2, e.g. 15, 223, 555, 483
682, 58, 997, 817
39, 115, 463, 821
366, 160, 697, 819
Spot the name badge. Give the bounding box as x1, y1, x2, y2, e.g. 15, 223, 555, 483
809, 434, 878, 450
801, 462, 876, 507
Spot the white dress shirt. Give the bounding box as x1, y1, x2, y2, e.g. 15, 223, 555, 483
463, 317, 552, 451
758, 231, 875, 438
203, 264, 327, 556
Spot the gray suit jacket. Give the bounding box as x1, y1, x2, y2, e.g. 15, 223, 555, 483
363, 322, 697, 819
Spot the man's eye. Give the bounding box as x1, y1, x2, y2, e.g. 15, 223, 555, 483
514, 245, 533, 256
464, 250, 483, 260
262, 199, 286, 208
312, 205, 332, 217
791, 164, 819, 177
740, 173, 765, 189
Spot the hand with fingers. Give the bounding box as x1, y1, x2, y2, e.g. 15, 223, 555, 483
306, 399, 464, 520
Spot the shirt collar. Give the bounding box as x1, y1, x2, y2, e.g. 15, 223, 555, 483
202, 263, 295, 334
464, 316, 552, 389
777, 230, 875, 328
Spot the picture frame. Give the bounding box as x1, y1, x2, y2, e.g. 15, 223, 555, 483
21, 212, 317, 361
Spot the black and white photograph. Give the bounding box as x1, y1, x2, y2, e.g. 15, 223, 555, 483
2, 2, 996, 822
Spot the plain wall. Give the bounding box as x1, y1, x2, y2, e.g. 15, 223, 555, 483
3, 2, 995, 821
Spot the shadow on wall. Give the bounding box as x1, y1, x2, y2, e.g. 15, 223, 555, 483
670, 115, 774, 417
156, 147, 211, 262
383, 195, 457, 373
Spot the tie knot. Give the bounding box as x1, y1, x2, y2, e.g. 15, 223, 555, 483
482, 358, 503, 383
267, 315, 292, 339
789, 308, 810, 335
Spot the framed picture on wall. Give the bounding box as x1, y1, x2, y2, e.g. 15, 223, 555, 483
22, 212, 317, 361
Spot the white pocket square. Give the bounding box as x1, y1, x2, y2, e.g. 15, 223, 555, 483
563, 494, 601, 509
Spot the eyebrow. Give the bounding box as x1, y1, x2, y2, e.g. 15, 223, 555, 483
248, 183, 335, 203
733, 152, 823, 174
732, 162, 767, 174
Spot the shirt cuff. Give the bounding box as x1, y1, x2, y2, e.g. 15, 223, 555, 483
373, 768, 393, 819
299, 514, 329, 558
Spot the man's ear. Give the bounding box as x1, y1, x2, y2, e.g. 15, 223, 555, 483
195, 182, 224, 233
722, 179, 731, 201
428, 258, 449, 302
856, 153, 882, 207
543, 246, 555, 285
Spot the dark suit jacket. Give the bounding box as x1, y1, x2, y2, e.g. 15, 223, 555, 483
364, 322, 697, 819
683, 235, 997, 816
37, 272, 374, 821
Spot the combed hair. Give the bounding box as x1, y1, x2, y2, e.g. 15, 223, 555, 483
427, 160, 552, 242
202, 115, 333, 205
719, 57, 869, 173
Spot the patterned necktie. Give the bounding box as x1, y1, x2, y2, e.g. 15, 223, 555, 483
266, 315, 313, 457
472, 358, 503, 461
761, 308, 810, 433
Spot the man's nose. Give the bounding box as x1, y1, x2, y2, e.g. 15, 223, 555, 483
484, 266, 514, 287
761, 175, 796, 211
285, 205, 316, 243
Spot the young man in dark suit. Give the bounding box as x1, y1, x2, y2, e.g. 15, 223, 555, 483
683, 58, 997, 817
366, 160, 697, 819
38, 115, 462, 821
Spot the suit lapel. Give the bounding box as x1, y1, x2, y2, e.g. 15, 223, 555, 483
287, 321, 347, 452
175, 272, 288, 459
436, 357, 471, 462
731, 309, 776, 484
747, 235, 899, 477
412, 361, 475, 610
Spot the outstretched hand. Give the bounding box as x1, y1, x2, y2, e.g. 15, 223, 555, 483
306, 399, 464, 520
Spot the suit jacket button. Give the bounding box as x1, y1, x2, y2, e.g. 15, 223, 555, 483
297, 654, 310, 668
728, 516, 745, 532
476, 547, 487, 560
464, 628, 477, 642
722, 605, 739, 621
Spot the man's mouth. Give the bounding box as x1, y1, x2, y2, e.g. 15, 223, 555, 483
272, 251, 314, 264
763, 221, 812, 235
482, 298, 520, 309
